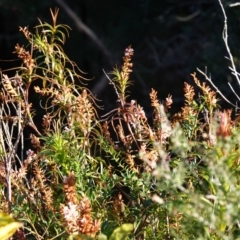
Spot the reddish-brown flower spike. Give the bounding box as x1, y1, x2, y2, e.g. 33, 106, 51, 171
217, 110, 232, 138
63, 171, 79, 205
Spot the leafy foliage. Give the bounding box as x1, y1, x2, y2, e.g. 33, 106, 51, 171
1, 6, 240, 240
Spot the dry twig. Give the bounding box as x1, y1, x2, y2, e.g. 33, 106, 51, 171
198, 0, 240, 109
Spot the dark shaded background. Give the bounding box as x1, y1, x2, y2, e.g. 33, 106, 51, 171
1, 0, 240, 115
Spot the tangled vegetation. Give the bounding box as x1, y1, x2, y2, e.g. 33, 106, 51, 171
1, 3, 240, 240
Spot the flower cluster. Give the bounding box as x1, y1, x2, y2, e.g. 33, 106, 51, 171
60, 172, 101, 237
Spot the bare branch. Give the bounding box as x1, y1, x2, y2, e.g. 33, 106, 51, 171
198, 1, 240, 109
197, 68, 237, 108
54, 0, 113, 66
218, 0, 240, 87
228, 82, 240, 101
229, 2, 240, 7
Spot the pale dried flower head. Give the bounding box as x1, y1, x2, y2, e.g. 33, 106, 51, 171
63, 202, 79, 221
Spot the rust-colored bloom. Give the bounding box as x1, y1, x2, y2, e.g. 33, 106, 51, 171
216, 110, 232, 138
60, 172, 101, 237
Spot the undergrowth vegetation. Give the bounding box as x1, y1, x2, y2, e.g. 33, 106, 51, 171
1, 5, 240, 240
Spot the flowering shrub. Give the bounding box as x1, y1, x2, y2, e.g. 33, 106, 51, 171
1, 5, 240, 240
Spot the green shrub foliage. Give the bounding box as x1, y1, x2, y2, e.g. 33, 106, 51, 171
1, 7, 240, 240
